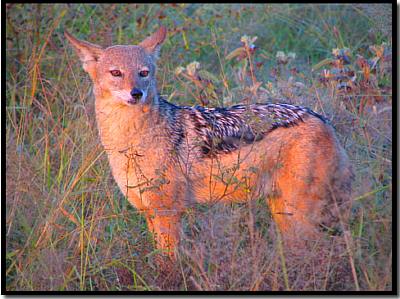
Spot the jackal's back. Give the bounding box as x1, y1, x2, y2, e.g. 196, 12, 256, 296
161, 99, 327, 158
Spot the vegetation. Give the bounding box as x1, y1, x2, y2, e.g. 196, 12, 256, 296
5, 3, 392, 291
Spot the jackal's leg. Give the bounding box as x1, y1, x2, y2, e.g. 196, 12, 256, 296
271, 165, 353, 247
266, 162, 327, 251
267, 190, 322, 251
145, 209, 181, 256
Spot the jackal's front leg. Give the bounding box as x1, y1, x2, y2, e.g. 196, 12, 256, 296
145, 209, 181, 256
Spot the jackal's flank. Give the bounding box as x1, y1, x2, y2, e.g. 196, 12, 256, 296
65, 26, 353, 255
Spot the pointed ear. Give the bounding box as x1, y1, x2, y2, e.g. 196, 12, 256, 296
65, 30, 104, 75
138, 26, 167, 59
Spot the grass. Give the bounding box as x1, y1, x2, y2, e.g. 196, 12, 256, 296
5, 3, 392, 291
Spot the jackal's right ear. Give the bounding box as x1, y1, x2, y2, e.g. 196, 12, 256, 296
65, 31, 104, 74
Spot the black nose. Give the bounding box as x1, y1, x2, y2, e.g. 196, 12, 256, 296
130, 88, 143, 100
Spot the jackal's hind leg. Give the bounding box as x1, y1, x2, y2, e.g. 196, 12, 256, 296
266, 165, 327, 252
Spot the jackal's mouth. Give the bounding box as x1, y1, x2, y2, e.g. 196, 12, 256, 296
111, 90, 140, 106
127, 98, 138, 105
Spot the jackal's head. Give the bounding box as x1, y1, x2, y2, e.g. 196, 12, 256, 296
65, 27, 167, 107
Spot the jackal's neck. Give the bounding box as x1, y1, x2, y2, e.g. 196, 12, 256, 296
94, 94, 168, 153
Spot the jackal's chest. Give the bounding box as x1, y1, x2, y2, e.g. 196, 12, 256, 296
106, 144, 171, 200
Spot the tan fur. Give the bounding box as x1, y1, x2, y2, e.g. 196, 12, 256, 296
65, 27, 353, 256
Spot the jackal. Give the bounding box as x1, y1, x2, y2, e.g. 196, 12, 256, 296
65, 26, 353, 256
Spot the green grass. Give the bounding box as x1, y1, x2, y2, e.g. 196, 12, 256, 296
5, 3, 392, 291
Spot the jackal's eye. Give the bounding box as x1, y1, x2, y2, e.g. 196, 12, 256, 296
110, 70, 122, 77
139, 70, 149, 77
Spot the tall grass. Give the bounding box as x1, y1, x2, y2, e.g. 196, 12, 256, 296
5, 3, 392, 291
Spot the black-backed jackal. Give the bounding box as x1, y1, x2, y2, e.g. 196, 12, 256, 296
65, 26, 353, 256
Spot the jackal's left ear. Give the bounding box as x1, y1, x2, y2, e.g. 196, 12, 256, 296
139, 26, 167, 59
